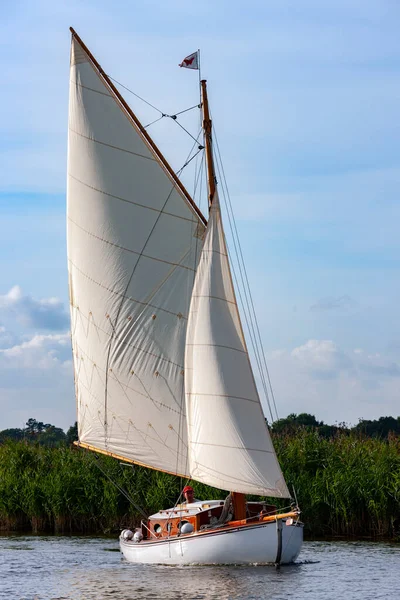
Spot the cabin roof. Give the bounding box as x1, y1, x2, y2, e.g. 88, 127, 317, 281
149, 499, 224, 520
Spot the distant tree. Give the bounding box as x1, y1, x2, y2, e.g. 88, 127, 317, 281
0, 428, 25, 443
272, 413, 323, 434
295, 413, 323, 427
25, 418, 52, 436
25, 418, 39, 436
353, 416, 400, 438
38, 426, 66, 446
271, 413, 350, 438
66, 422, 78, 444
318, 424, 342, 439
23, 418, 66, 446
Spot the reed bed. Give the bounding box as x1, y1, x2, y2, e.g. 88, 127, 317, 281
1, 431, 399, 538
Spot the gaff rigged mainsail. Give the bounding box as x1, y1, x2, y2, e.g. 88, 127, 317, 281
67, 30, 290, 499
67, 32, 205, 476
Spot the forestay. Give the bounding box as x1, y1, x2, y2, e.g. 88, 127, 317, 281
185, 196, 290, 497
67, 35, 205, 476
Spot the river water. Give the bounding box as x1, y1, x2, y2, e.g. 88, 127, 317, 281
0, 535, 398, 599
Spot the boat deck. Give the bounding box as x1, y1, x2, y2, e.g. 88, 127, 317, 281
142, 500, 297, 541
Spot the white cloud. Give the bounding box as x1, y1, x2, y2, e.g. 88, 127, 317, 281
0, 286, 70, 331
0, 331, 74, 430
291, 339, 352, 378
0, 286, 73, 429
289, 340, 400, 382
0, 332, 71, 369
264, 339, 400, 424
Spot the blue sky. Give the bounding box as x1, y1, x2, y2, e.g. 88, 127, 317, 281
1, 0, 400, 430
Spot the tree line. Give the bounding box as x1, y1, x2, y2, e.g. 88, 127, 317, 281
270, 413, 400, 439
1, 413, 399, 447
0, 418, 78, 446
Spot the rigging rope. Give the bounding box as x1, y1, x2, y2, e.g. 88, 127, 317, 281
107, 74, 164, 115
211, 123, 279, 423
172, 119, 202, 145
109, 75, 201, 138
104, 72, 280, 424
174, 103, 202, 116
90, 452, 148, 520
144, 115, 165, 129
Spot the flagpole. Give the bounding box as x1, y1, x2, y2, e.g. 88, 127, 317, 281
198, 48, 201, 92
198, 49, 202, 165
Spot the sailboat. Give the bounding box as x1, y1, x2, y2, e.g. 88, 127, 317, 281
67, 27, 303, 565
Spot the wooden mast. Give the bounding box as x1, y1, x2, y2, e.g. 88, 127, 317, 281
201, 78, 246, 520
200, 80, 216, 208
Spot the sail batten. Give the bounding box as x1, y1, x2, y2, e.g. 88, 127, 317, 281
68, 33, 205, 475
185, 196, 290, 498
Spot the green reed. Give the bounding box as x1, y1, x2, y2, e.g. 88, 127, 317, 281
274, 429, 400, 538
0, 432, 399, 538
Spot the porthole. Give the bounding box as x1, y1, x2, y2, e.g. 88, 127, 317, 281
153, 523, 162, 534
178, 520, 189, 529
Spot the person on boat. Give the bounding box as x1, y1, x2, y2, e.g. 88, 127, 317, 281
182, 485, 199, 504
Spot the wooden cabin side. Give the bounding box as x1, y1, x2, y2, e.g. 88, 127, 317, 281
143, 501, 278, 539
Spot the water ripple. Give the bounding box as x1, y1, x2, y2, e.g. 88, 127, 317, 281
0, 536, 399, 600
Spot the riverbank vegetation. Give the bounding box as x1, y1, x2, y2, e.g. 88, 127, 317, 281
1, 416, 399, 539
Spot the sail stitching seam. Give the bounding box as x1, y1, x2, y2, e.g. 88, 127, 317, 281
114, 364, 186, 415
75, 54, 207, 225
69, 127, 157, 161
191, 460, 279, 490
72, 29, 206, 232
68, 215, 196, 272
77, 377, 188, 454
101, 168, 192, 444
77, 442, 188, 478
186, 392, 257, 403
185, 343, 246, 354
200, 248, 228, 257
68, 173, 200, 225
70, 307, 185, 370
70, 79, 113, 98
191, 294, 236, 305
190, 442, 275, 453
68, 259, 189, 322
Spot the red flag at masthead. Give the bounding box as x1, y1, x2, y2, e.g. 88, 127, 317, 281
179, 51, 199, 70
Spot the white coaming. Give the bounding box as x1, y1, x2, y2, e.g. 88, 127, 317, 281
149, 499, 223, 520
120, 519, 303, 565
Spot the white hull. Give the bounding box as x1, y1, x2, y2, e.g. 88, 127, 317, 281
120, 519, 303, 565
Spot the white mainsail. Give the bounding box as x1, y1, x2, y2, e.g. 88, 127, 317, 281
68, 32, 289, 499
185, 196, 290, 497
67, 35, 205, 476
